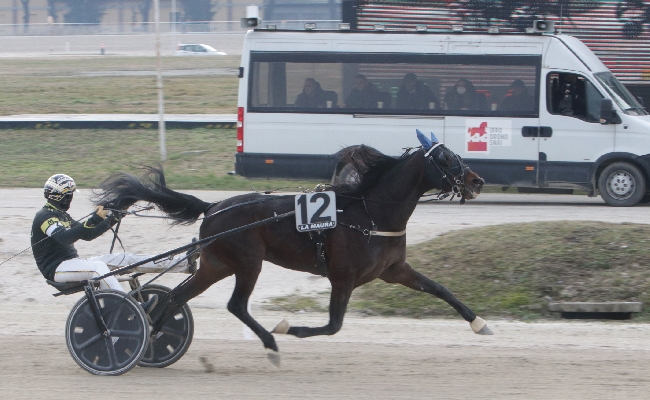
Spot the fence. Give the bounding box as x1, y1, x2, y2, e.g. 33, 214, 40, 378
0, 20, 342, 36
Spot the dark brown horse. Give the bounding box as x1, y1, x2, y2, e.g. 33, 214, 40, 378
94, 132, 492, 355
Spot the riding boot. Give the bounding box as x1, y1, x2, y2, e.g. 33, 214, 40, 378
139, 294, 158, 314
186, 237, 200, 274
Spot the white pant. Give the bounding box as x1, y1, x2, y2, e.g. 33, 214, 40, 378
54, 253, 190, 292
55, 259, 125, 292
88, 253, 191, 274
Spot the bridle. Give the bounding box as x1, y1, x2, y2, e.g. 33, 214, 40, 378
340, 145, 472, 239
420, 145, 471, 204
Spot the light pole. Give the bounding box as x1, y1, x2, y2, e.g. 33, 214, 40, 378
154, 0, 167, 161
172, 0, 176, 51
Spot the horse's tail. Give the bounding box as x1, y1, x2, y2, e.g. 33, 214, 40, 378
93, 166, 211, 225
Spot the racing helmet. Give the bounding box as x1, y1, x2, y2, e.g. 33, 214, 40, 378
44, 174, 76, 202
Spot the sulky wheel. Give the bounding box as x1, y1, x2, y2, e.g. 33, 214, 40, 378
65, 289, 149, 376
137, 284, 194, 368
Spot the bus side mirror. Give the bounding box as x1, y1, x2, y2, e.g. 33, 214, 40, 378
637, 96, 645, 107
600, 99, 619, 125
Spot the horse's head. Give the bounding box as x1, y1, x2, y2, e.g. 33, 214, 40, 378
416, 130, 484, 203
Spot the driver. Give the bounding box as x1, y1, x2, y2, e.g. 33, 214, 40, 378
31, 174, 198, 312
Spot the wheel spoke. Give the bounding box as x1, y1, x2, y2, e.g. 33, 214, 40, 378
74, 333, 104, 351
79, 305, 96, 322
111, 329, 144, 338
105, 337, 119, 369
160, 326, 187, 340
143, 340, 154, 359
73, 314, 100, 336
105, 300, 125, 328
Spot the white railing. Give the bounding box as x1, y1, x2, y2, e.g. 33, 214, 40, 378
0, 20, 342, 36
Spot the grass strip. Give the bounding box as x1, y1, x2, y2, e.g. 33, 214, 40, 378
351, 221, 650, 320
271, 221, 650, 321
0, 128, 319, 191
0, 56, 241, 115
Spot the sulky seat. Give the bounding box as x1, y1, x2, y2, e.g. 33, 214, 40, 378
46, 279, 88, 296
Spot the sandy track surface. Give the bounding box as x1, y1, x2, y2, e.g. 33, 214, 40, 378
2, 304, 650, 400
2, 188, 650, 399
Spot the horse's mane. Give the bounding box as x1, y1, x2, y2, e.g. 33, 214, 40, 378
333, 145, 409, 207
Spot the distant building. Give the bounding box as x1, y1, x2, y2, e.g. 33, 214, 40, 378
263, 0, 341, 21
2, 1, 262, 25
0, 1, 342, 26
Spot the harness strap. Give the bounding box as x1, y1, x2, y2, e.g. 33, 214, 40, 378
424, 142, 444, 158
339, 222, 406, 238
369, 229, 407, 237
361, 196, 378, 231
316, 241, 327, 277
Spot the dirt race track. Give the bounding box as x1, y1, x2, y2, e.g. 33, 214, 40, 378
3, 303, 650, 400
2, 189, 650, 399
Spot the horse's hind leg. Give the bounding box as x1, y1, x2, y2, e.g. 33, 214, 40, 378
227, 264, 280, 352
271, 280, 354, 339
379, 262, 493, 335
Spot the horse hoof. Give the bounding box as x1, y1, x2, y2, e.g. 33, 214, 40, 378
267, 352, 281, 368
271, 319, 290, 334
470, 316, 493, 335
477, 325, 494, 335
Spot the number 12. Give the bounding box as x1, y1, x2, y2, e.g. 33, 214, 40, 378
297, 193, 331, 224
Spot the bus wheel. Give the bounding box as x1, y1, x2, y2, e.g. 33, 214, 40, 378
598, 162, 646, 206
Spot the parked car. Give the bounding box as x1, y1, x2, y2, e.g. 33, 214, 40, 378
176, 44, 226, 56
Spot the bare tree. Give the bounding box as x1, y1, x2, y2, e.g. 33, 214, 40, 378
180, 0, 215, 21
47, 0, 57, 22
20, 0, 29, 32
138, 0, 152, 31
62, 0, 104, 24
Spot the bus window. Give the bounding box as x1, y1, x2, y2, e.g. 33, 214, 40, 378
547, 72, 604, 122
248, 53, 541, 117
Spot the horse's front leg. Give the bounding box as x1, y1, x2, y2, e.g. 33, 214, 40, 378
227, 266, 282, 352
151, 257, 233, 334
379, 262, 493, 335
271, 280, 354, 338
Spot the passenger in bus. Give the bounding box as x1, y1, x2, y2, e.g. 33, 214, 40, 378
344, 74, 379, 108
295, 78, 328, 108
499, 79, 534, 112
444, 78, 489, 111
396, 73, 439, 109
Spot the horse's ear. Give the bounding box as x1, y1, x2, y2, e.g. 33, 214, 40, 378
416, 129, 433, 149
430, 132, 440, 144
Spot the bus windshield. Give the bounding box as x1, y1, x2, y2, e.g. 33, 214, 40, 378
594, 72, 648, 116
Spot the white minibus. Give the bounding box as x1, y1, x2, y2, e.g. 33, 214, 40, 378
235, 25, 650, 206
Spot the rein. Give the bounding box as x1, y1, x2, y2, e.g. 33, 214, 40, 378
0, 209, 99, 267
108, 195, 295, 224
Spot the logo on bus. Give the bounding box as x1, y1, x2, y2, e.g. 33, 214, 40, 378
467, 121, 489, 152
466, 120, 512, 153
